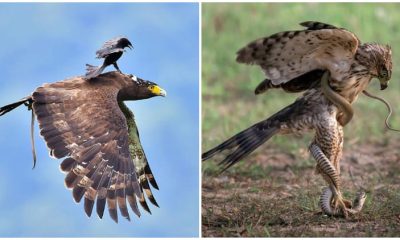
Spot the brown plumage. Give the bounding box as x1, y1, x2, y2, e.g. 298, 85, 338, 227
237, 21, 392, 100
0, 71, 166, 223
203, 21, 393, 217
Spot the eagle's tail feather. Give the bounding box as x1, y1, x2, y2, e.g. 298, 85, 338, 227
85, 64, 106, 80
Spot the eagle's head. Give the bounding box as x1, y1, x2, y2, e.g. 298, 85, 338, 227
119, 74, 166, 100
360, 43, 392, 90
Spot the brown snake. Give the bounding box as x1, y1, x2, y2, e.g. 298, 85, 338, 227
321, 71, 400, 131
310, 144, 367, 216
317, 71, 367, 216
320, 71, 354, 126
318, 72, 399, 216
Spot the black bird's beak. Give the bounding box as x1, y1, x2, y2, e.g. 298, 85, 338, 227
128, 44, 133, 50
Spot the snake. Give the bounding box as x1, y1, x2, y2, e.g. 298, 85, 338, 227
310, 144, 367, 217
316, 71, 398, 216
320, 71, 354, 126
321, 71, 400, 131
315, 71, 369, 216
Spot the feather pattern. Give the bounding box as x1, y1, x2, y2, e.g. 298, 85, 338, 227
236, 21, 359, 84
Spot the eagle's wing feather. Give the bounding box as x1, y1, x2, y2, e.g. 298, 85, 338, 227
31, 79, 150, 223
120, 102, 159, 211
236, 21, 359, 84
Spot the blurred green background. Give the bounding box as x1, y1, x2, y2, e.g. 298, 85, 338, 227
202, 3, 400, 166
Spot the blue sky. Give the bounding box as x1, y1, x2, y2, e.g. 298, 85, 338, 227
0, 3, 199, 237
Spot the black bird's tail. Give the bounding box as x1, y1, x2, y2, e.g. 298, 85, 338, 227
0, 96, 32, 116
202, 99, 305, 172
85, 64, 106, 80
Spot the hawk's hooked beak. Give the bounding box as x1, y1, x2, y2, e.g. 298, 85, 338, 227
128, 44, 133, 50
150, 85, 167, 97
379, 79, 388, 90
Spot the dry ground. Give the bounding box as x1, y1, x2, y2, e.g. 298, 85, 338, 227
202, 141, 400, 237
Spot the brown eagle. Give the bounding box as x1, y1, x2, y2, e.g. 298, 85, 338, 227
0, 71, 166, 223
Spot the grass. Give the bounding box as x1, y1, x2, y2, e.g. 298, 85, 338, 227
202, 3, 400, 237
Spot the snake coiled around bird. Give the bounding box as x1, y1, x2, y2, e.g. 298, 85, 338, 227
315, 71, 368, 216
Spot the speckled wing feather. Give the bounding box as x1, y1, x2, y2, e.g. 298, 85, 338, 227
31, 77, 147, 223
119, 102, 159, 214
236, 21, 360, 84
96, 37, 125, 59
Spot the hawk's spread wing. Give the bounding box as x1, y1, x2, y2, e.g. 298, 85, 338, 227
32, 78, 157, 222
96, 37, 125, 59
236, 21, 360, 84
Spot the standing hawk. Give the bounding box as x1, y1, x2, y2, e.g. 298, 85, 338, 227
0, 71, 166, 223
203, 21, 393, 217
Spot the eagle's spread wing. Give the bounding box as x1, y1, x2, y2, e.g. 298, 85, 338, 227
96, 37, 125, 59
236, 21, 359, 84
32, 78, 156, 223
119, 102, 159, 212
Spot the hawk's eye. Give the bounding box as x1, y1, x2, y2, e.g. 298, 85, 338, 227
380, 68, 388, 78
150, 86, 154, 90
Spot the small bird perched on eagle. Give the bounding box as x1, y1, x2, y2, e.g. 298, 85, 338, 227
85, 37, 133, 79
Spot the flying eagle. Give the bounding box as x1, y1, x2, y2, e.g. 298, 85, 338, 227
203, 21, 393, 217
0, 71, 166, 223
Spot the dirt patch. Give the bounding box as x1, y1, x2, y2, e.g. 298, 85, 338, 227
202, 141, 400, 237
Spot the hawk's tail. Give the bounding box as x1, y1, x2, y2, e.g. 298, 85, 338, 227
85, 64, 106, 80
0, 96, 32, 116
202, 120, 279, 172
202, 99, 305, 172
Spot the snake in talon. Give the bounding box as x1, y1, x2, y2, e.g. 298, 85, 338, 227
310, 143, 367, 217
320, 187, 367, 216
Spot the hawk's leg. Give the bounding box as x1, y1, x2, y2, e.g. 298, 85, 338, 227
309, 143, 349, 218
113, 63, 122, 73
312, 118, 351, 217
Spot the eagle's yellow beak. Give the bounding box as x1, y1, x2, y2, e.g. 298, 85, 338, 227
149, 85, 167, 97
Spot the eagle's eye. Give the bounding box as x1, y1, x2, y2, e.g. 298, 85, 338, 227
380, 68, 388, 78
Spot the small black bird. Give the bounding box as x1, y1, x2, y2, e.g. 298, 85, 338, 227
85, 37, 133, 79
